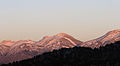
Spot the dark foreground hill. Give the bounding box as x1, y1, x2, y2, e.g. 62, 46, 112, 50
1, 41, 120, 66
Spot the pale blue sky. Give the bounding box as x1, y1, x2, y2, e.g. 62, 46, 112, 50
0, 0, 120, 41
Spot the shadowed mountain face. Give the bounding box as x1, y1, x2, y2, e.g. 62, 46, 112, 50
0, 33, 82, 64
81, 29, 120, 48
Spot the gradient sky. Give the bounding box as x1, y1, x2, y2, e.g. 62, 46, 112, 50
0, 0, 120, 41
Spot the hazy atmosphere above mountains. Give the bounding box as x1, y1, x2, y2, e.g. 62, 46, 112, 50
0, 0, 120, 41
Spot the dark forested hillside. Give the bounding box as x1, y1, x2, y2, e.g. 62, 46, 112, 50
1, 41, 120, 66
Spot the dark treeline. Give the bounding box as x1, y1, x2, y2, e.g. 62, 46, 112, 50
1, 41, 120, 66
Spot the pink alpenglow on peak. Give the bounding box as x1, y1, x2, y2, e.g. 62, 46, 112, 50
56, 33, 71, 36
82, 29, 120, 48
0, 40, 16, 46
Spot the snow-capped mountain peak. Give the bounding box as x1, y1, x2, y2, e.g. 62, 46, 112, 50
82, 29, 120, 48
36, 33, 82, 50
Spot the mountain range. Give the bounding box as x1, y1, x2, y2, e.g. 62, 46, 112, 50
0, 29, 120, 64
0, 33, 82, 64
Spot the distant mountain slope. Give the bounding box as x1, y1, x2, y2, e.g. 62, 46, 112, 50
81, 29, 120, 48
0, 33, 82, 64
